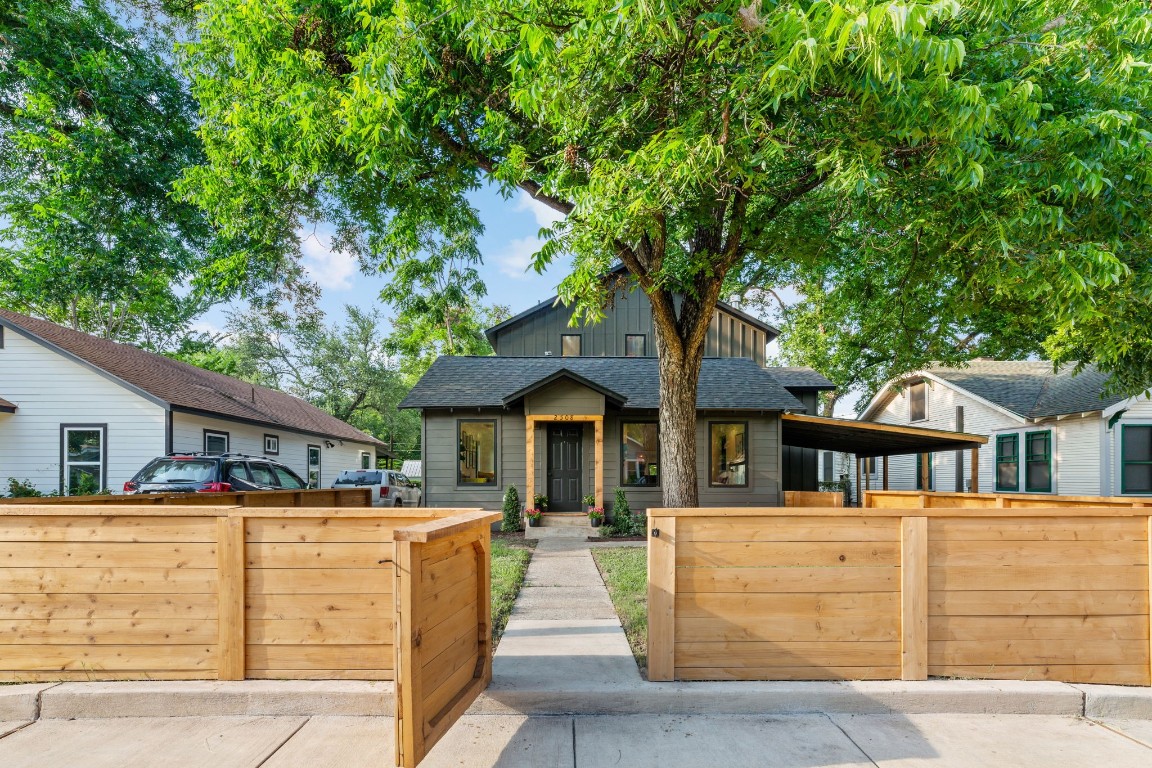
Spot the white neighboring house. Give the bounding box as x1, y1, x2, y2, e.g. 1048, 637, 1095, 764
0, 309, 387, 495
849, 361, 1150, 497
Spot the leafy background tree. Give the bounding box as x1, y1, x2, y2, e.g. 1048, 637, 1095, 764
183, 0, 1152, 507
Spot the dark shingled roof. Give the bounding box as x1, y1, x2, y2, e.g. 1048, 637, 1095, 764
400, 356, 811, 412
927, 361, 1125, 419
768, 367, 836, 390
0, 309, 384, 446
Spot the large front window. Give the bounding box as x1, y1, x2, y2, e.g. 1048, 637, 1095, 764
458, 420, 497, 485
63, 426, 104, 495
620, 422, 659, 486
1122, 425, 1152, 493
1025, 430, 1052, 492
709, 422, 747, 486
996, 434, 1019, 491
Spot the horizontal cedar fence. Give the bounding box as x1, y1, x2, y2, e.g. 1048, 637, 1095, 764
784, 491, 844, 508
866, 490, 1150, 509
0, 503, 476, 682
393, 511, 500, 768
0, 488, 373, 507
647, 506, 1152, 686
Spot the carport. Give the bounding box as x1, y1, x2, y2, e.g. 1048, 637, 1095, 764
780, 412, 988, 497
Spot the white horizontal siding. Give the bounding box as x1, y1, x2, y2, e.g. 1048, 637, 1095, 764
0, 330, 166, 494
170, 412, 378, 489
1054, 416, 1101, 496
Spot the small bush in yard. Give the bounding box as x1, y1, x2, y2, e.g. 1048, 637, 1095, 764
609, 487, 644, 537
5, 478, 42, 497
501, 485, 522, 532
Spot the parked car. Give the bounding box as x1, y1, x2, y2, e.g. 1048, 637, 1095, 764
332, 469, 421, 507
124, 453, 309, 494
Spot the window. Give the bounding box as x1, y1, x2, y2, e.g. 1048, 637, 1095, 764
249, 461, 278, 486
263, 434, 279, 455
61, 425, 105, 495
625, 334, 646, 357
272, 466, 305, 489
1025, 430, 1052, 492
306, 445, 322, 488
561, 334, 581, 357
620, 422, 659, 486
916, 452, 934, 490
458, 420, 497, 485
1122, 426, 1152, 494
709, 422, 748, 486
995, 434, 1019, 492
908, 381, 928, 422
204, 430, 229, 454
360, 451, 372, 470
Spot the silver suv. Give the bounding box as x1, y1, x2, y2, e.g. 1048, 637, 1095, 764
332, 469, 421, 507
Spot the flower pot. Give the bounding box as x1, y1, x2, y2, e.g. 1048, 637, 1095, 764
527, 517, 541, 527
590, 518, 602, 528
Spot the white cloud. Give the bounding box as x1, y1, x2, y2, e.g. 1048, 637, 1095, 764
190, 319, 224, 337
515, 190, 566, 229
495, 236, 548, 280
300, 230, 356, 291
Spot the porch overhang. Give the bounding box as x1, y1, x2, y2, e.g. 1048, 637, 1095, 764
502, 369, 626, 408
0, 397, 16, 414
780, 413, 987, 458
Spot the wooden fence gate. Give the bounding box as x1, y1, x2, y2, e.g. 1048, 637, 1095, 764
392, 511, 500, 768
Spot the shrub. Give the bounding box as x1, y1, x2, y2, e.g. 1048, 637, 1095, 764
609, 487, 643, 536
5, 478, 42, 498
501, 485, 522, 532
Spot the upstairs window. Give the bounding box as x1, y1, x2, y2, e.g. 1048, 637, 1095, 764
909, 381, 928, 422
1122, 426, 1152, 494
1025, 430, 1052, 492
996, 434, 1019, 492
561, 334, 581, 357
625, 334, 646, 357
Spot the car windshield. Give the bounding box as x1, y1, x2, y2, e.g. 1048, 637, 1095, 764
334, 470, 383, 485
136, 459, 215, 484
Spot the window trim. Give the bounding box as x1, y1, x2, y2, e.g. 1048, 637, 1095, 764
456, 418, 499, 487
624, 334, 647, 357
1024, 429, 1053, 493
263, 433, 280, 456
560, 334, 582, 357
1121, 424, 1152, 495
203, 429, 230, 454
708, 421, 750, 488
908, 380, 928, 423
59, 423, 107, 494
619, 421, 660, 487
306, 444, 322, 489
995, 433, 1020, 492
360, 451, 372, 470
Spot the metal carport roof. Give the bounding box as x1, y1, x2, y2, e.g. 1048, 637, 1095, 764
780, 413, 987, 458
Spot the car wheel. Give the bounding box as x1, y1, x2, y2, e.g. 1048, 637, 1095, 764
394, 497, 403, 507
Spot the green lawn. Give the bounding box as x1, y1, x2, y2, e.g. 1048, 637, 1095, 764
592, 546, 648, 675
491, 535, 535, 647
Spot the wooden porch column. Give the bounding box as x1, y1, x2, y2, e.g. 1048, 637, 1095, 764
864, 459, 871, 492
855, 458, 862, 508
594, 417, 604, 509
525, 416, 536, 509
970, 446, 980, 493
883, 456, 890, 491
919, 452, 930, 492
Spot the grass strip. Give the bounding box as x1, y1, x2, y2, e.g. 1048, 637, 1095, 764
490, 535, 535, 647
592, 546, 648, 676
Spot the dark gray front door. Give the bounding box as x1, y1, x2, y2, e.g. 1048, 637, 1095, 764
547, 424, 583, 512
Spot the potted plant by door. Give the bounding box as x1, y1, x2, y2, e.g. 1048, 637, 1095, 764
525, 508, 542, 527
533, 494, 549, 512
587, 507, 604, 527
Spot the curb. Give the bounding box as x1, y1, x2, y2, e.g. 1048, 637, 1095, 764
0, 679, 1149, 721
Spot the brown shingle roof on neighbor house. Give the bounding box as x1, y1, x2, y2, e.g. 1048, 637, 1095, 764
0, 309, 384, 446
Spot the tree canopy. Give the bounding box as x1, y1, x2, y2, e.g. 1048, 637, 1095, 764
184, 0, 1152, 505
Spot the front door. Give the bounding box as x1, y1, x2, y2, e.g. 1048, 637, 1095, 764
547, 424, 583, 511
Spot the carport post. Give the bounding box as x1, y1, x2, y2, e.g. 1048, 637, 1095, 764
883, 456, 889, 491
970, 446, 980, 493
855, 458, 862, 508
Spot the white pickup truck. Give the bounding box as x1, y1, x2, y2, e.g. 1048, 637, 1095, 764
332, 469, 421, 507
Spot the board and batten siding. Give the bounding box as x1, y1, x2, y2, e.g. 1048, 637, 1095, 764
492, 287, 768, 365
170, 412, 378, 489
0, 327, 166, 494
421, 409, 525, 510
867, 379, 1017, 495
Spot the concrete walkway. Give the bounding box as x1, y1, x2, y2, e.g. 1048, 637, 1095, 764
2, 539, 1152, 765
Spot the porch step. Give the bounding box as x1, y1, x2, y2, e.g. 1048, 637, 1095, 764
526, 524, 593, 539
539, 513, 591, 528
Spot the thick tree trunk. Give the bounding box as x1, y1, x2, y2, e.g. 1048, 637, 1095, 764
655, 344, 703, 507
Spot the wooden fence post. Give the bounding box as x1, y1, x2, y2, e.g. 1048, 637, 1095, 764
1148, 517, 1151, 687
394, 537, 422, 768
216, 515, 245, 680
900, 516, 928, 681
648, 515, 676, 682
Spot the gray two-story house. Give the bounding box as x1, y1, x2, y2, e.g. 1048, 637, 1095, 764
400, 280, 846, 514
